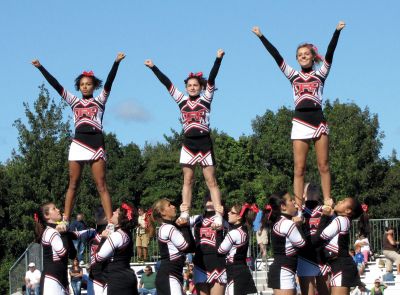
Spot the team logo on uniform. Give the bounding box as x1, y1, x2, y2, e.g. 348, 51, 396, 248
74, 106, 98, 120
182, 109, 206, 123
293, 81, 320, 96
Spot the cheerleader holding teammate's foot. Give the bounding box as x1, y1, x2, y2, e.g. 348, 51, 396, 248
32, 53, 126, 230
145, 50, 225, 228
217, 203, 258, 295
252, 22, 346, 209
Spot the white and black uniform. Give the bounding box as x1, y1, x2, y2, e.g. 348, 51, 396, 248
74, 226, 105, 294
297, 201, 330, 276
37, 61, 120, 161
190, 212, 227, 285
257, 30, 341, 139
312, 215, 361, 287
268, 214, 306, 290
156, 220, 195, 295
93, 228, 138, 295
150, 57, 222, 166
40, 224, 76, 295
218, 224, 257, 295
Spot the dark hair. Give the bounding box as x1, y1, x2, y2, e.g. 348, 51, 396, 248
118, 203, 135, 231
260, 207, 269, 231
184, 75, 207, 91
304, 183, 322, 202
359, 212, 370, 237
296, 43, 323, 65
74, 74, 103, 91
34, 202, 54, 243
267, 192, 291, 224
231, 204, 257, 231
349, 198, 363, 220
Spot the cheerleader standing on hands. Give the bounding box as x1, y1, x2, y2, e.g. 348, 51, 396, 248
34, 202, 77, 295
217, 203, 258, 295
145, 49, 225, 227
252, 22, 346, 208
152, 198, 196, 295
32, 53, 126, 228
266, 192, 306, 295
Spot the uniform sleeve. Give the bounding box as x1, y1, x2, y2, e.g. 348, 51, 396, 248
286, 221, 306, 248
50, 231, 67, 258
169, 226, 189, 251
37, 65, 64, 95
104, 61, 120, 92
94, 231, 124, 263
311, 215, 332, 246
203, 57, 222, 102
258, 35, 284, 66
151, 66, 186, 105
218, 231, 235, 254
320, 216, 341, 241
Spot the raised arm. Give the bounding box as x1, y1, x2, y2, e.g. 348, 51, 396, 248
32, 59, 63, 95
252, 26, 284, 66
104, 52, 125, 92
145, 59, 173, 90
207, 49, 224, 86
324, 21, 345, 64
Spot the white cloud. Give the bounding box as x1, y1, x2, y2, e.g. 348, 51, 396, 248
113, 100, 151, 122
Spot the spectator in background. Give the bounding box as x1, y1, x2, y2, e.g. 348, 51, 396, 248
138, 265, 157, 295
136, 207, 150, 262
25, 262, 41, 295
70, 213, 87, 262
254, 207, 269, 263
353, 246, 366, 276
382, 227, 400, 272
371, 279, 387, 295
355, 233, 371, 263
382, 269, 395, 282
69, 258, 83, 295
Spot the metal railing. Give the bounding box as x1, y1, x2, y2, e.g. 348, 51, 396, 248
9, 243, 42, 295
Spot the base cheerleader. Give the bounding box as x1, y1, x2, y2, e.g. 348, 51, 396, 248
93, 203, 138, 295
32, 52, 125, 228
217, 203, 258, 295
152, 198, 195, 295
34, 202, 76, 295
145, 50, 225, 227
266, 192, 306, 295
312, 198, 364, 295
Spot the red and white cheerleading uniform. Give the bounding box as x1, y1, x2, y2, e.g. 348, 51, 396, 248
150, 57, 223, 166
257, 29, 342, 140
37, 60, 121, 161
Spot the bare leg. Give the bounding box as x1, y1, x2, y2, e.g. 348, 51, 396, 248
202, 166, 222, 212
181, 166, 195, 215
315, 275, 330, 295
210, 282, 225, 295
293, 139, 310, 209
64, 161, 84, 221
314, 134, 331, 204
143, 247, 148, 261
331, 286, 349, 295
273, 289, 296, 295
90, 159, 113, 222
299, 277, 316, 295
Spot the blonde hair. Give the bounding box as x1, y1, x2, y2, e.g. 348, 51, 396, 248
152, 198, 172, 223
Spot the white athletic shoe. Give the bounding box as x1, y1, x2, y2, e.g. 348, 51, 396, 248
179, 211, 190, 222
106, 223, 115, 234
212, 214, 223, 229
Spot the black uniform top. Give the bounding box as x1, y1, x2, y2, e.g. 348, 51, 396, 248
258, 30, 341, 110
271, 214, 306, 257
150, 57, 222, 137
190, 212, 227, 256
41, 223, 76, 287
218, 224, 249, 265
37, 61, 120, 133
312, 214, 351, 258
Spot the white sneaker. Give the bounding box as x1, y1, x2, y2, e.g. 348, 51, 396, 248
212, 214, 223, 229
179, 211, 190, 222
106, 223, 115, 233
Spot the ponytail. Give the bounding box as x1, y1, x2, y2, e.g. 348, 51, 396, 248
34, 202, 53, 243
267, 192, 290, 224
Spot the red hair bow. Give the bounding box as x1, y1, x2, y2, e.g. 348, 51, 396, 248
361, 204, 368, 212
311, 45, 324, 62
82, 70, 94, 77
239, 203, 259, 217
265, 204, 273, 220
34, 212, 39, 222
121, 203, 133, 221
188, 72, 203, 78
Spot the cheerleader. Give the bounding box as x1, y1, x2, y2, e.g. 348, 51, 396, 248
152, 198, 195, 295
93, 203, 138, 295
252, 22, 346, 208
297, 183, 329, 295
32, 52, 126, 227
34, 202, 76, 295
190, 194, 227, 295
144, 50, 225, 227
312, 198, 363, 295
217, 203, 258, 295
266, 192, 306, 295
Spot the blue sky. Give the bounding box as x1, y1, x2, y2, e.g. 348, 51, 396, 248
0, 0, 399, 163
